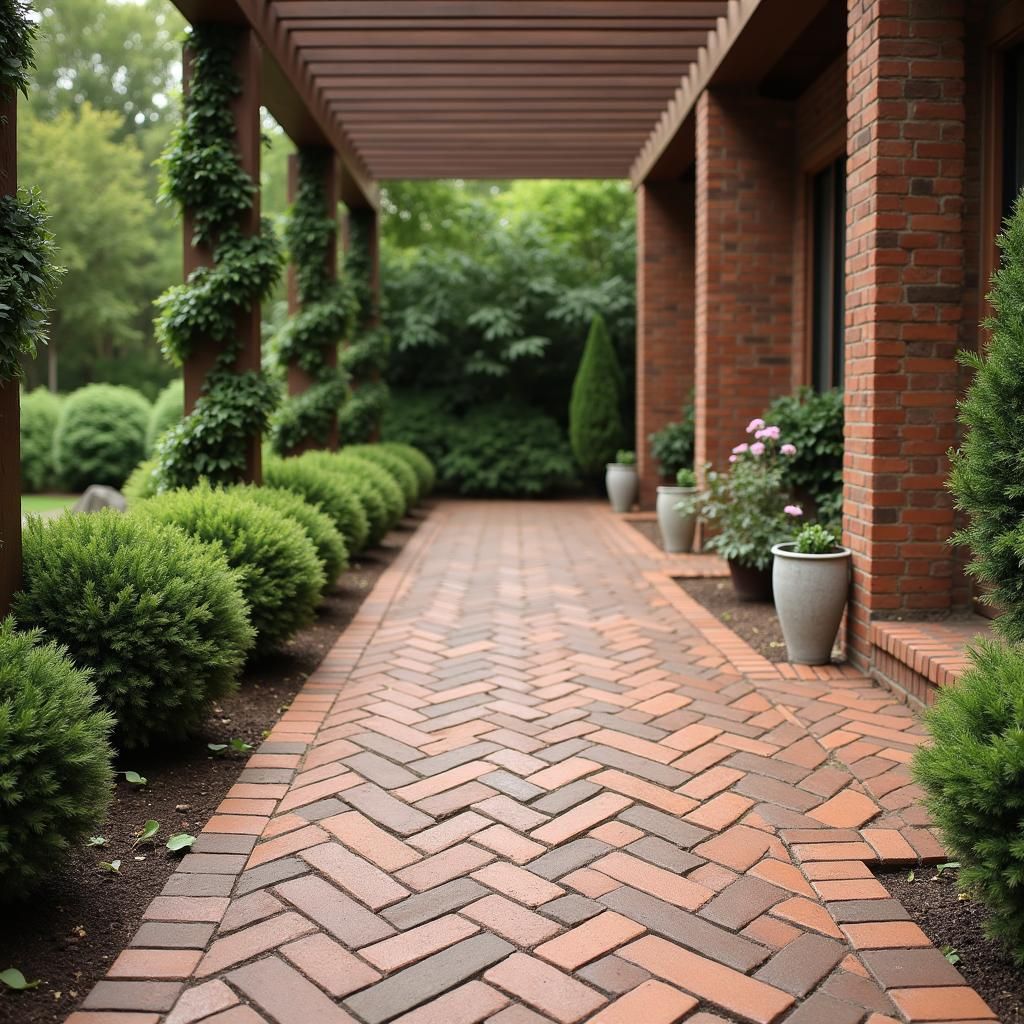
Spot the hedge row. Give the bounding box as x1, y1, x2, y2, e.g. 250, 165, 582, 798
4, 441, 433, 897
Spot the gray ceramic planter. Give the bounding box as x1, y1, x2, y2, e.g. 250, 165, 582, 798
605, 463, 638, 513
771, 543, 851, 664
657, 485, 697, 552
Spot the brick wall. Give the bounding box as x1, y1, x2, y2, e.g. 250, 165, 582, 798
695, 91, 796, 475
636, 179, 696, 506
844, 0, 966, 666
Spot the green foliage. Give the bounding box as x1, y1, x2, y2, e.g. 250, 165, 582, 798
234, 484, 348, 587
913, 640, 1024, 962
615, 450, 636, 466
154, 371, 279, 490
136, 483, 323, 655
346, 444, 419, 508
0, 0, 35, 102
300, 450, 402, 544
338, 379, 390, 445
765, 387, 844, 531
341, 325, 391, 380
380, 442, 435, 495
676, 468, 697, 488
0, 617, 114, 897
262, 455, 370, 556
53, 383, 151, 491
650, 403, 695, 479
122, 458, 159, 503
439, 403, 578, 497
793, 523, 839, 555
950, 197, 1024, 641
147, 378, 183, 453
19, 387, 61, 492
380, 390, 454, 467
569, 315, 625, 476
16, 511, 253, 747
270, 376, 348, 456
0, 188, 62, 381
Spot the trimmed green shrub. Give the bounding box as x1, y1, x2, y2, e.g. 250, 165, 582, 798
381, 442, 435, 495
0, 618, 115, 897
569, 314, 624, 476
54, 384, 151, 491
346, 444, 420, 508
234, 485, 348, 587
263, 455, 370, 555
147, 378, 184, 453
136, 484, 323, 655
16, 511, 253, 747
381, 390, 454, 467
122, 458, 160, 503
20, 387, 61, 492
299, 451, 401, 544
913, 640, 1024, 961
440, 403, 578, 497
649, 400, 695, 480
765, 387, 844, 531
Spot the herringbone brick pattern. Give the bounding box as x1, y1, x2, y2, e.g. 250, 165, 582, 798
71, 502, 994, 1024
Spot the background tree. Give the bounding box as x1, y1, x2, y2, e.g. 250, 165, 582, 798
569, 314, 625, 477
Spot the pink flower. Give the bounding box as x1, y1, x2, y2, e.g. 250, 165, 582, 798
746, 418, 765, 434
756, 425, 781, 441
780, 443, 797, 456
784, 505, 803, 517
728, 454, 739, 463
749, 442, 765, 456
732, 443, 749, 454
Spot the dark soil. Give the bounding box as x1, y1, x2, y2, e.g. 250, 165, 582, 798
628, 518, 666, 550
879, 866, 1024, 1023
678, 575, 789, 662
0, 512, 426, 1024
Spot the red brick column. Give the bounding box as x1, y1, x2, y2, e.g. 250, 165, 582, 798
694, 91, 796, 476
636, 179, 695, 507
844, 0, 965, 666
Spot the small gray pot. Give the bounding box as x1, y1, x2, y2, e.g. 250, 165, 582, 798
771, 542, 851, 664
657, 485, 697, 552
605, 463, 638, 513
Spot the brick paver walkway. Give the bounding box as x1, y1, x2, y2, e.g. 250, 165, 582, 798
73, 502, 995, 1024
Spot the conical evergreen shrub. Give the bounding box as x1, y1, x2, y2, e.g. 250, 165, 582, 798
914, 192, 1024, 963
569, 314, 624, 476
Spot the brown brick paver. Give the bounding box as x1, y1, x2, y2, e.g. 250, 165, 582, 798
75, 502, 995, 1023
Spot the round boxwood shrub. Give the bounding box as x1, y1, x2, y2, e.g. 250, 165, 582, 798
234, 485, 348, 587
301, 450, 402, 540
20, 387, 62, 492
147, 378, 184, 453
16, 511, 254, 748
137, 483, 324, 655
0, 618, 115, 897
380, 442, 435, 496
346, 444, 419, 508
54, 384, 151, 491
914, 640, 1024, 961
263, 455, 370, 555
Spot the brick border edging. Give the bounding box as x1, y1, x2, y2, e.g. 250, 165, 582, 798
70, 506, 446, 1022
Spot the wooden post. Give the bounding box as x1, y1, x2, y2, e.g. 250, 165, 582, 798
182, 26, 263, 483
286, 148, 341, 453
0, 94, 20, 617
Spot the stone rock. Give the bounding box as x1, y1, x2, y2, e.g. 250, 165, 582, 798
73, 485, 127, 513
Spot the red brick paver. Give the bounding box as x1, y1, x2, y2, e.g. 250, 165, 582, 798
75, 502, 994, 1024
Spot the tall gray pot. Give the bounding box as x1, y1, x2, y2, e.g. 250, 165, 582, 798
656, 485, 696, 553
605, 463, 638, 513
771, 542, 851, 664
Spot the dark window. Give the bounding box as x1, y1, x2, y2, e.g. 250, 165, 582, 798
1003, 45, 1024, 224
811, 156, 846, 392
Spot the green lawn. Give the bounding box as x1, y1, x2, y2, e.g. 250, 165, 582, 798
21, 494, 77, 515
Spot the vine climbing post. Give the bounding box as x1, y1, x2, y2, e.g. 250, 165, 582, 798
0, 83, 18, 616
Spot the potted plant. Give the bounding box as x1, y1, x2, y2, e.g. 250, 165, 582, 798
658, 468, 697, 552
772, 522, 851, 664
606, 449, 638, 513
678, 420, 798, 601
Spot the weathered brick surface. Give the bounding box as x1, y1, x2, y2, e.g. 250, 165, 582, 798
73, 502, 992, 1023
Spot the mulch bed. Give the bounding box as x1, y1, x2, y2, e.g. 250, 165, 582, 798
678, 576, 789, 663
628, 518, 665, 551
0, 512, 426, 1024
878, 867, 1024, 1023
